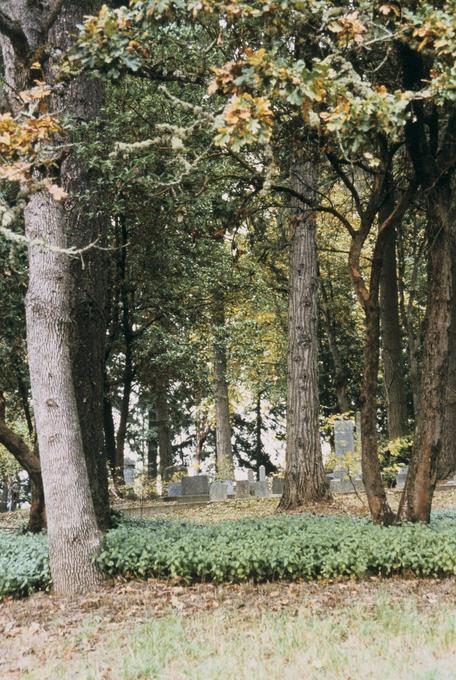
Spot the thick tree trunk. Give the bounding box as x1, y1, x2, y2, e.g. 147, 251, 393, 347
406, 184, 454, 521
380, 215, 409, 439
68, 164, 110, 528
213, 298, 234, 479
0, 0, 109, 532
279, 160, 330, 510
25, 191, 102, 593
438, 234, 456, 480
0, 1, 105, 592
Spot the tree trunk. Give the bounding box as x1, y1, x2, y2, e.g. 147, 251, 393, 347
405, 183, 454, 521
29, 477, 46, 533
279, 159, 330, 510
359, 295, 394, 523
0, 397, 46, 532
348, 220, 397, 525
68, 166, 110, 528
147, 406, 158, 479
213, 297, 234, 479
25, 190, 102, 594
320, 278, 351, 413
156, 376, 174, 477
437, 232, 456, 480
113, 215, 134, 487
0, 1, 105, 593
380, 215, 409, 439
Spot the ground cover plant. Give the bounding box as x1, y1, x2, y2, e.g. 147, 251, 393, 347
2, 509, 456, 598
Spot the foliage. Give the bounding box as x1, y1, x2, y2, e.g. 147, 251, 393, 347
0, 532, 50, 597
2, 509, 456, 598
96, 512, 456, 583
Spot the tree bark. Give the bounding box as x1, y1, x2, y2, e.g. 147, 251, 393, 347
0, 398, 45, 531
380, 204, 409, 439
0, 1, 105, 592
345, 172, 413, 525
320, 278, 351, 413
405, 182, 454, 521
25, 190, 102, 593
279, 159, 330, 510
156, 376, 174, 477
213, 297, 234, 479
438, 232, 456, 480
214, 291, 234, 479
147, 406, 158, 479
113, 215, 134, 488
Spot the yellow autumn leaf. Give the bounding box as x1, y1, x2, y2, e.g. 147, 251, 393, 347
47, 184, 68, 202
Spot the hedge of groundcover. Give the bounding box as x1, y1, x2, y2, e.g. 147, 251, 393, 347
1, 511, 456, 598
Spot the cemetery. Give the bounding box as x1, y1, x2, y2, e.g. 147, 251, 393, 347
1, 1, 455, 678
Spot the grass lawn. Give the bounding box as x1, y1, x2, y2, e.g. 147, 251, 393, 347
1, 578, 455, 679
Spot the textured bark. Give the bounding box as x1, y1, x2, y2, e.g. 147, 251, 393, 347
438, 233, 456, 480
406, 184, 454, 521
25, 190, 102, 593
279, 160, 330, 510
213, 298, 234, 479
380, 203, 409, 439
345, 173, 413, 525
0, 1, 105, 592
0, 0, 110, 532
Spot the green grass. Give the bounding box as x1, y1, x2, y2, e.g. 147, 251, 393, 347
21, 595, 456, 679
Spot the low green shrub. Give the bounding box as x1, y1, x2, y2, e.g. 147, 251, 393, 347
0, 532, 50, 597
1, 511, 456, 598
96, 512, 456, 583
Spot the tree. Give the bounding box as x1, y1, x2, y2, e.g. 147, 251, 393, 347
0, 1, 107, 593
280, 154, 330, 508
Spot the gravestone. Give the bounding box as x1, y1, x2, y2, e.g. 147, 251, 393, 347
330, 477, 364, 494
167, 482, 182, 498
272, 477, 284, 495
210, 481, 228, 502
253, 480, 269, 497
247, 469, 255, 484
182, 475, 209, 496
396, 466, 408, 490
226, 480, 235, 496
236, 480, 250, 498
123, 458, 136, 486
333, 419, 355, 479
259, 465, 266, 482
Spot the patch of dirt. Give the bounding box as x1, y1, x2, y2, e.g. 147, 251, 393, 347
1, 576, 455, 678
115, 486, 456, 522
